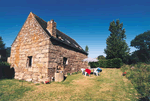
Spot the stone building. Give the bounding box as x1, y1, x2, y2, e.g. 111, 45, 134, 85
7, 12, 88, 83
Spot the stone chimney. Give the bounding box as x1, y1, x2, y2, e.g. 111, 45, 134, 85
47, 19, 57, 38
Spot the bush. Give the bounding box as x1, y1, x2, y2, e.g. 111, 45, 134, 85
89, 58, 123, 68
121, 63, 150, 99
111, 58, 123, 68
97, 60, 107, 68
0, 62, 10, 67
89, 62, 99, 68
0, 62, 14, 79
78, 71, 82, 73
67, 73, 70, 76
106, 59, 113, 68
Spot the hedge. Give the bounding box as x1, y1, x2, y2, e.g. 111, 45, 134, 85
89, 58, 123, 68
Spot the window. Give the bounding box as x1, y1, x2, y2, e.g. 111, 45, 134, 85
56, 34, 59, 38
27, 56, 32, 67
63, 57, 68, 65
73, 43, 78, 48
58, 36, 64, 41
65, 39, 70, 44
79, 47, 82, 50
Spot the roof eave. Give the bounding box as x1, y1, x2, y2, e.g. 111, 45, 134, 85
50, 36, 88, 55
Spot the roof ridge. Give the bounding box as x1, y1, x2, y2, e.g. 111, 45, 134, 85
32, 13, 47, 23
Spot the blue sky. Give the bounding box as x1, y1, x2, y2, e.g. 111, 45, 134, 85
0, 0, 150, 58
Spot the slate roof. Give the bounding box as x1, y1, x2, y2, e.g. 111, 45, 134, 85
32, 13, 88, 55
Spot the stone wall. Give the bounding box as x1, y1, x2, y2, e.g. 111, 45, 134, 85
8, 12, 88, 83
48, 39, 88, 79
9, 13, 50, 83
48, 68, 55, 81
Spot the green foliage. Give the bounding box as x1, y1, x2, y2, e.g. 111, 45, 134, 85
89, 58, 123, 68
0, 36, 5, 50
0, 61, 10, 67
0, 36, 11, 62
104, 20, 130, 63
35, 83, 40, 86
131, 30, 150, 50
106, 59, 113, 68
98, 60, 107, 68
121, 63, 150, 99
0, 62, 14, 79
89, 62, 99, 68
130, 30, 150, 64
130, 49, 150, 64
0, 36, 6, 62
85, 45, 89, 53
78, 71, 82, 73
6, 47, 11, 57
111, 58, 123, 68
67, 73, 70, 76
97, 55, 105, 60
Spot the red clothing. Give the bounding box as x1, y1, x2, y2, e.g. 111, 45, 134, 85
85, 69, 91, 75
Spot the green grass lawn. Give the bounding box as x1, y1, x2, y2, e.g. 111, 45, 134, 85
0, 68, 139, 101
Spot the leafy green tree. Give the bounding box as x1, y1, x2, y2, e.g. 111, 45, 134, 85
104, 20, 130, 63
131, 30, 150, 50
97, 55, 105, 60
130, 31, 150, 63
85, 45, 89, 53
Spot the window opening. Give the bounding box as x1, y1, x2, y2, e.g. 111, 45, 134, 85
27, 56, 32, 67
65, 39, 70, 44
63, 57, 68, 65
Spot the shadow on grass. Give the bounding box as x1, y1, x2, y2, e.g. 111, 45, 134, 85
138, 96, 149, 101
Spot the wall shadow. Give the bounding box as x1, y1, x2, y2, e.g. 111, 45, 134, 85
63, 76, 67, 81
0, 66, 15, 79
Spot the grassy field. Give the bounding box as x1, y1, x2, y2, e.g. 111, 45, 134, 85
0, 68, 140, 101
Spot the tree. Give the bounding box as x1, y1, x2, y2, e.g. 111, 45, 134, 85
85, 45, 89, 53
97, 55, 105, 60
130, 30, 150, 63
6, 47, 11, 57
104, 19, 130, 63
0, 36, 5, 50
131, 30, 150, 50
0, 36, 6, 62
